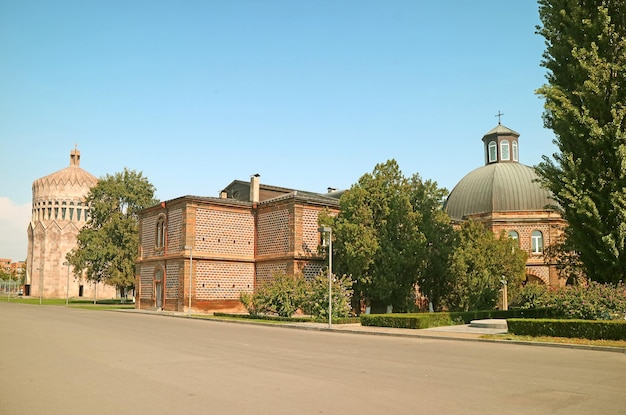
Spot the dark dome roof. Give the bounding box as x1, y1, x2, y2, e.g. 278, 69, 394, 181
444, 162, 555, 221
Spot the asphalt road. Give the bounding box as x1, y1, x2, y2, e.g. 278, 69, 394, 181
1, 303, 625, 415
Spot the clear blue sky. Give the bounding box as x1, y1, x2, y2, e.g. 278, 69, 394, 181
0, 0, 556, 261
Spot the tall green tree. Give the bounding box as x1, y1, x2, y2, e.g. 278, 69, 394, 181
445, 220, 527, 311
535, 0, 626, 283
408, 175, 457, 311
324, 160, 450, 312
67, 168, 158, 294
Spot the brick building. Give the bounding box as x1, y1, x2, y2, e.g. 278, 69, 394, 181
444, 124, 567, 286
135, 175, 341, 313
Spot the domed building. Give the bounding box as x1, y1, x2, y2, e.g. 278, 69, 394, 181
26, 148, 117, 299
444, 124, 566, 286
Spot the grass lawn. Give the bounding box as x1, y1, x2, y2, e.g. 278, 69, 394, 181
1, 296, 134, 309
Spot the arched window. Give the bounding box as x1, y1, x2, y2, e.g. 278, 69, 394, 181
500, 140, 510, 161
488, 141, 497, 163
156, 217, 166, 249
531, 230, 543, 253
512, 140, 518, 161
508, 230, 519, 246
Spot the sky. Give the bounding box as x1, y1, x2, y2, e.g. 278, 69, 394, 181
0, 0, 557, 262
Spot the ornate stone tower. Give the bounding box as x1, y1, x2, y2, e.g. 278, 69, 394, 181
26, 148, 116, 299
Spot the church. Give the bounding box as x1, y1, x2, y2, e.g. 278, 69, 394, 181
444, 123, 566, 286
26, 149, 117, 300
135, 175, 341, 313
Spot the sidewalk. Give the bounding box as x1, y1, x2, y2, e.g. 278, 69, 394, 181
116, 308, 626, 353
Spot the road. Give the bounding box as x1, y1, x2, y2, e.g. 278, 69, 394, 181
1, 302, 625, 415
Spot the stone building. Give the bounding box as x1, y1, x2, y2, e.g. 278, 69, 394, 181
444, 124, 567, 286
25, 148, 117, 299
136, 175, 341, 313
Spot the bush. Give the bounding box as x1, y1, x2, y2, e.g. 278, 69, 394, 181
360, 313, 456, 329
253, 272, 308, 317
303, 273, 353, 320
512, 282, 626, 320
240, 271, 354, 319
508, 318, 626, 340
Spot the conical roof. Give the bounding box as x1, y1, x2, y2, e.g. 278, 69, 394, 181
32, 149, 98, 199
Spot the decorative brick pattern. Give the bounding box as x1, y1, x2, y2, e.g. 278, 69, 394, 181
142, 215, 157, 257
195, 208, 254, 257
140, 264, 154, 299
303, 262, 324, 280
167, 208, 183, 251
301, 209, 321, 254
166, 263, 179, 299
194, 262, 254, 300
257, 209, 290, 256
256, 263, 288, 286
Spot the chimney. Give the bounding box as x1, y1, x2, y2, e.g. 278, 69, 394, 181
250, 174, 260, 203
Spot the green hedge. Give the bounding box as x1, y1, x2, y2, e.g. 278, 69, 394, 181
360, 313, 456, 329
360, 308, 557, 329
508, 318, 626, 340
213, 312, 360, 325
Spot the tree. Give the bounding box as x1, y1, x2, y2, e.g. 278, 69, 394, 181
444, 220, 527, 312
324, 160, 450, 313
409, 175, 457, 311
535, 0, 626, 283
67, 168, 157, 295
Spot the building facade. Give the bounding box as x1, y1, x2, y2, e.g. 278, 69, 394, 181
25, 149, 117, 299
136, 175, 341, 313
444, 124, 567, 286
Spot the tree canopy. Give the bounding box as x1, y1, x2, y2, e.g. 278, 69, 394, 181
67, 168, 158, 293
322, 160, 453, 312
444, 220, 527, 312
535, 0, 626, 283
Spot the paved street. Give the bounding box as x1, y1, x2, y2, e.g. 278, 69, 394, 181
1, 302, 625, 415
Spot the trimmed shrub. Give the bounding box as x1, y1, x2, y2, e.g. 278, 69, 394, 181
360, 313, 456, 329
508, 318, 626, 340
360, 309, 558, 329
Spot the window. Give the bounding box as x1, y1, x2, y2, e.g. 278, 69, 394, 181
531, 230, 543, 253
500, 140, 510, 161
488, 141, 497, 162
156, 217, 166, 249
508, 230, 519, 247
512, 141, 518, 161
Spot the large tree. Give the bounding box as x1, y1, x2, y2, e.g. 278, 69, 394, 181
535, 0, 626, 283
445, 220, 527, 312
67, 168, 158, 295
324, 160, 451, 312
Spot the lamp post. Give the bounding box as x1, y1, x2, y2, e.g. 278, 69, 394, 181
500, 275, 508, 311
184, 245, 193, 316
63, 261, 70, 306
318, 226, 332, 329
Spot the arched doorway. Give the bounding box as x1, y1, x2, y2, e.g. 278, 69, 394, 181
154, 268, 164, 310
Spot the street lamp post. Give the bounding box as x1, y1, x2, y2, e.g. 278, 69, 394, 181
63, 261, 70, 306
318, 226, 332, 329
184, 245, 193, 316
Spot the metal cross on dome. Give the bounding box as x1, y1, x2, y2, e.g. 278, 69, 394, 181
495, 111, 504, 125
